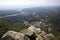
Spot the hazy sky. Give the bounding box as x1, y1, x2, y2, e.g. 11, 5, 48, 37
0, 0, 60, 10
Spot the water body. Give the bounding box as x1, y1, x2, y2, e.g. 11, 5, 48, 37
0, 14, 21, 18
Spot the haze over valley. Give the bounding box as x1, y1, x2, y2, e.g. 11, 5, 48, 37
0, 0, 60, 40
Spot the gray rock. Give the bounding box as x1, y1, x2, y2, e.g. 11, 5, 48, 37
2, 25, 55, 40
2, 30, 30, 40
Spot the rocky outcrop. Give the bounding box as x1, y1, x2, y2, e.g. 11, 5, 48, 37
1, 25, 55, 40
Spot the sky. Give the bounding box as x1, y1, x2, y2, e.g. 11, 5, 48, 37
0, 0, 60, 10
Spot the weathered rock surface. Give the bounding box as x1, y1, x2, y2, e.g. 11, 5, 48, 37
1, 25, 55, 40
2, 30, 30, 40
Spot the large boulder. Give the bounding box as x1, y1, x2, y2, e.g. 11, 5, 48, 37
28, 25, 41, 34
1, 35, 15, 40
36, 32, 55, 40
21, 29, 33, 36
2, 31, 19, 38
44, 33, 55, 40
21, 25, 41, 36
2, 30, 30, 40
